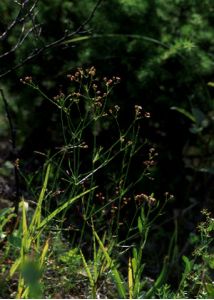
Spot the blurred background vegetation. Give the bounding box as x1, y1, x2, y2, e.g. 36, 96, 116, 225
0, 0, 213, 291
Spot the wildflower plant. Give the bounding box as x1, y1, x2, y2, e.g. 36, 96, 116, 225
176, 209, 214, 298
19, 67, 153, 243
0, 67, 212, 298
13, 67, 167, 297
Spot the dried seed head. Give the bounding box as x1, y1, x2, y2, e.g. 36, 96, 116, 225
144, 112, 151, 118
20, 76, 33, 84
149, 148, 155, 153
53, 91, 65, 101
114, 105, 120, 112
89, 66, 96, 76
81, 142, 89, 149
120, 136, 125, 143
106, 79, 113, 86
92, 84, 98, 90
14, 158, 20, 169
135, 193, 157, 206
77, 67, 84, 76
134, 105, 143, 118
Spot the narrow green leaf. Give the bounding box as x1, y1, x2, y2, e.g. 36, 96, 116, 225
80, 250, 94, 287
171, 106, 196, 122
37, 186, 97, 230
93, 231, 111, 266
153, 257, 168, 287
63, 33, 168, 49
93, 230, 126, 298
131, 257, 137, 275
133, 247, 138, 261
137, 216, 143, 234
30, 164, 51, 231
128, 257, 133, 299
37, 164, 51, 208
178, 256, 193, 291
146, 256, 169, 298
21, 198, 28, 237
182, 255, 192, 273
64, 35, 91, 43
191, 107, 205, 124
20, 197, 31, 252
208, 81, 214, 87
40, 239, 49, 268
10, 257, 21, 277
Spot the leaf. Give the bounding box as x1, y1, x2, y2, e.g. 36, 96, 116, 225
10, 257, 21, 277
0, 211, 16, 231
140, 207, 146, 223
21, 198, 28, 237
37, 186, 97, 230
8, 230, 22, 249
0, 207, 14, 218
146, 256, 169, 298
191, 107, 206, 125
93, 230, 127, 298
205, 255, 214, 269
40, 239, 49, 268
92, 147, 103, 164
131, 256, 137, 275
21, 260, 41, 284
133, 247, 138, 261
137, 216, 143, 234
80, 250, 94, 287
64, 35, 91, 44
128, 257, 133, 299
171, 106, 196, 122
207, 81, 214, 88
206, 283, 214, 298
178, 256, 193, 290
63, 33, 167, 48
21, 197, 31, 252
30, 164, 51, 232
182, 255, 192, 273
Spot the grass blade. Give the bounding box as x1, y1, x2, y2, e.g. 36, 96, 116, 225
146, 256, 169, 298
30, 164, 51, 232
128, 257, 133, 299
40, 239, 49, 268
80, 250, 94, 287
37, 186, 97, 230
93, 230, 126, 299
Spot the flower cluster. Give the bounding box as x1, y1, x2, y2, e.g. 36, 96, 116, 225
164, 192, 175, 201
103, 76, 121, 86
20, 76, 33, 85
14, 158, 20, 169
134, 105, 151, 119
67, 68, 84, 82
53, 91, 65, 102
109, 105, 120, 117
67, 67, 121, 116
67, 66, 96, 82
143, 147, 158, 168
96, 191, 105, 203
134, 193, 156, 206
